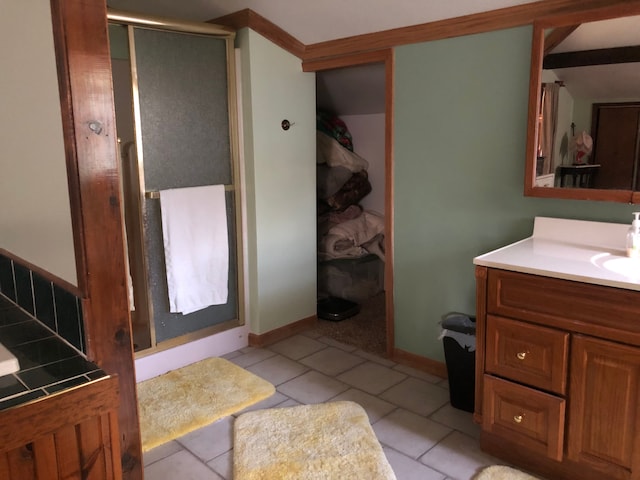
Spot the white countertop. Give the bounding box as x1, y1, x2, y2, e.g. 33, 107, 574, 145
473, 216, 640, 291
0, 342, 19, 377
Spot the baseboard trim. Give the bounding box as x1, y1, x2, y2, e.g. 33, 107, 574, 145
248, 314, 318, 347
392, 348, 447, 378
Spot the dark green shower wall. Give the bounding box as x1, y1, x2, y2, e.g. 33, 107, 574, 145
393, 25, 637, 362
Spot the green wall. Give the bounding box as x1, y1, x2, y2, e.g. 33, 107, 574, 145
238, 29, 317, 334
393, 26, 637, 361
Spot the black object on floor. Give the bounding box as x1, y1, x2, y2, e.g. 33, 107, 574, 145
441, 312, 476, 413
317, 296, 360, 322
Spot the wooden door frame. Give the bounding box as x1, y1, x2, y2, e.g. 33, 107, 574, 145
303, 50, 396, 357
590, 101, 640, 190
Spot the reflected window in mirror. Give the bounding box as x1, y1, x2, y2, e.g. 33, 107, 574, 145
543, 18, 640, 190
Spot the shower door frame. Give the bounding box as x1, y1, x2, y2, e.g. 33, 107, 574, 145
108, 9, 245, 356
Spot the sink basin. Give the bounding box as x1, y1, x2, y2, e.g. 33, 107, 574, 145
0, 342, 19, 376
599, 256, 640, 281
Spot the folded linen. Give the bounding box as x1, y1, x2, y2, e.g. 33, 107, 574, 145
160, 185, 228, 315
325, 170, 372, 211
316, 164, 352, 199
318, 210, 385, 261
317, 131, 369, 172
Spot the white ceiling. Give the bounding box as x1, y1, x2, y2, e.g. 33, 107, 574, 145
548, 17, 640, 100
106, 0, 538, 44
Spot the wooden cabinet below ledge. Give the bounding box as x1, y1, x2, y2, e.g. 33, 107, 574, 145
475, 267, 640, 480
0, 376, 121, 480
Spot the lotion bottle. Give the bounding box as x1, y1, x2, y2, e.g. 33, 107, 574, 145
626, 212, 640, 258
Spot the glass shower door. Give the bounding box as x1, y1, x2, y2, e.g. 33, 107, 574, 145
110, 18, 242, 352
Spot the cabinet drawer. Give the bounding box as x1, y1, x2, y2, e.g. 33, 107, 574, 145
486, 315, 569, 394
487, 269, 640, 345
483, 375, 565, 461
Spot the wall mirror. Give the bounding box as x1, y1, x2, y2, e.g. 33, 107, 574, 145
524, 5, 640, 203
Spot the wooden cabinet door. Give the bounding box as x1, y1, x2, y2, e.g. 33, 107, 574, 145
0, 377, 121, 480
568, 335, 640, 480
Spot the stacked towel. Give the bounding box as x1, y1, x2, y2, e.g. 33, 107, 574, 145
159, 185, 229, 315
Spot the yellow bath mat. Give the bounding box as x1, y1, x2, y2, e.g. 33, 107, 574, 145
233, 401, 397, 480
474, 465, 542, 480
137, 357, 275, 452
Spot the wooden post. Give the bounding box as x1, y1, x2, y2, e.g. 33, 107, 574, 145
49, 1, 142, 478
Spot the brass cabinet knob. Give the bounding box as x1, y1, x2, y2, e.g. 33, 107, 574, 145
517, 352, 527, 360
514, 414, 524, 424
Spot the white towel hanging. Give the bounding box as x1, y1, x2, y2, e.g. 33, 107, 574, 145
159, 185, 229, 315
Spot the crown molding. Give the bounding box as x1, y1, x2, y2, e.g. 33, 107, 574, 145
303, 0, 640, 61
210, 8, 305, 58
211, 0, 640, 63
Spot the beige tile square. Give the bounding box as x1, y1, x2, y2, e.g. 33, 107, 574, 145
278, 370, 349, 404
315, 335, 359, 352
302, 329, 323, 339
419, 431, 499, 479
245, 354, 308, 386
233, 391, 289, 416
380, 377, 450, 416
220, 350, 242, 360
143, 440, 183, 467
268, 334, 327, 360
337, 361, 407, 395
206, 450, 232, 480
143, 450, 224, 480
429, 403, 481, 439
300, 346, 365, 376
228, 348, 276, 368
383, 447, 446, 480
274, 398, 302, 408
330, 388, 396, 423
393, 363, 444, 383
355, 349, 396, 367
176, 417, 233, 462
372, 408, 452, 459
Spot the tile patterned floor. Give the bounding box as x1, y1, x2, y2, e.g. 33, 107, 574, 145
142, 329, 506, 480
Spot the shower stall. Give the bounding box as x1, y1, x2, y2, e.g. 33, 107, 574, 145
107, 10, 244, 354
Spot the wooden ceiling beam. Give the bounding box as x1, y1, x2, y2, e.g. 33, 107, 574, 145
544, 45, 640, 69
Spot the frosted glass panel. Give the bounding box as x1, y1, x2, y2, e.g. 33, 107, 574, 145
133, 28, 237, 343
135, 28, 232, 189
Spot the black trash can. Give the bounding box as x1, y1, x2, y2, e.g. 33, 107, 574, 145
440, 312, 476, 413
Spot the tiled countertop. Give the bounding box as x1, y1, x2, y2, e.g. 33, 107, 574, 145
474, 216, 640, 291
0, 296, 106, 410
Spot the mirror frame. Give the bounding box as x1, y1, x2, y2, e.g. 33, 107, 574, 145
524, 3, 640, 204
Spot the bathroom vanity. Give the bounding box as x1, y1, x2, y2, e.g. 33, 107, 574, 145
0, 297, 121, 479
474, 217, 640, 480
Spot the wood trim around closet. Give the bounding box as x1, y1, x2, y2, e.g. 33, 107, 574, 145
383, 50, 396, 357
49, 1, 142, 478
303, 49, 396, 357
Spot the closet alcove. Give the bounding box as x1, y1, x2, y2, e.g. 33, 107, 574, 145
314, 63, 389, 356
